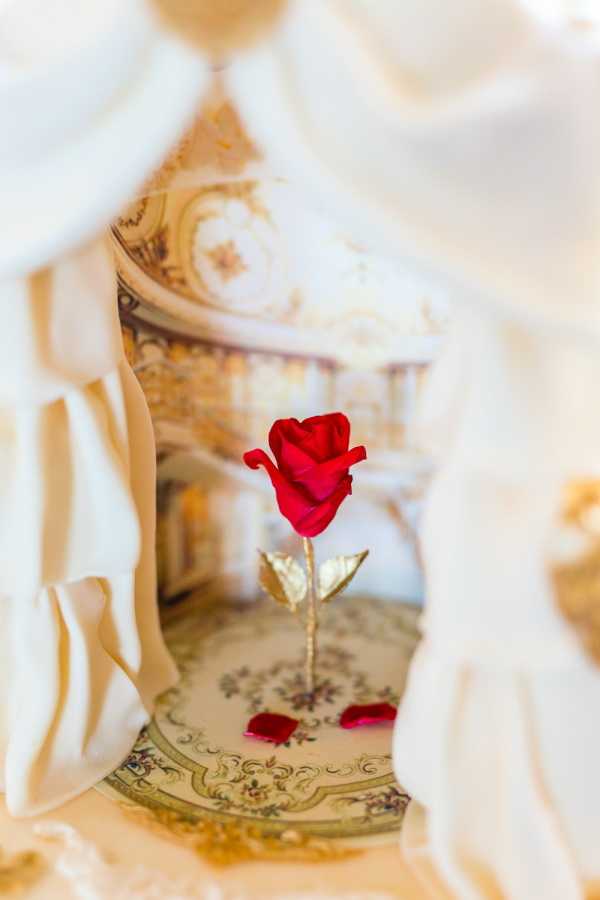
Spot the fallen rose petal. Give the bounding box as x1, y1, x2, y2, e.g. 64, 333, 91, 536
244, 712, 299, 744
339, 703, 397, 729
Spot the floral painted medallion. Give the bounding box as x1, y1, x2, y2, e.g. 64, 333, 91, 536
98, 595, 419, 846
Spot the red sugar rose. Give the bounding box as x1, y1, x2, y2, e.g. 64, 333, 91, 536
244, 413, 366, 538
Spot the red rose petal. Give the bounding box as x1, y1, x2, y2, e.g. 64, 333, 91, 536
339, 703, 397, 729
244, 712, 299, 744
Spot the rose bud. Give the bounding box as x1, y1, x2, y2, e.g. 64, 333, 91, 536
244, 413, 366, 538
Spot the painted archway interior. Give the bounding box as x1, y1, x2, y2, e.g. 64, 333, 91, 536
115, 81, 449, 604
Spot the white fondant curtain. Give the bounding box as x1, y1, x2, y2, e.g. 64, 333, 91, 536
227, 0, 600, 344
0, 0, 207, 814
0, 242, 175, 815
225, 1, 600, 897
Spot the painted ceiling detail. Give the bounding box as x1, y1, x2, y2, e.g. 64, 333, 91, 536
114, 178, 449, 368
140, 86, 262, 197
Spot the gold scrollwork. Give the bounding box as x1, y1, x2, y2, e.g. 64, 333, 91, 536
0, 847, 45, 895
552, 478, 600, 665
121, 805, 359, 867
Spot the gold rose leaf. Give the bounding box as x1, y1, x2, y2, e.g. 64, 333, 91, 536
258, 552, 306, 612
318, 551, 369, 604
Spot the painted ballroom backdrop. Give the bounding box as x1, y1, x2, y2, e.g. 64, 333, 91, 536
115, 84, 450, 605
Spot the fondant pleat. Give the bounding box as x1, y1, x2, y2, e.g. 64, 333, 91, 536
0, 242, 177, 816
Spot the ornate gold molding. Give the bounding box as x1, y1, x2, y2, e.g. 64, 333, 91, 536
122, 805, 360, 867
552, 478, 600, 665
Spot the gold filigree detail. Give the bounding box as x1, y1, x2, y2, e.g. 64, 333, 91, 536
122, 805, 360, 867
561, 479, 600, 531
205, 240, 247, 281
552, 478, 600, 665
117, 197, 149, 230
150, 0, 288, 57
121, 326, 136, 366
125, 224, 185, 290
139, 96, 261, 197
553, 546, 600, 664
0, 847, 45, 895
194, 180, 270, 221
115, 181, 271, 307
185, 99, 261, 176
140, 132, 194, 197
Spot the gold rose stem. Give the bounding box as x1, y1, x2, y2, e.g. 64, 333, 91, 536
303, 537, 318, 697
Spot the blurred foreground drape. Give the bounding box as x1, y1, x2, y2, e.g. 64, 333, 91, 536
220, 1, 600, 897
0, 0, 207, 814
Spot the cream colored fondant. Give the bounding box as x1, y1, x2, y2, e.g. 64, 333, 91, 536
0, 242, 178, 817
225, 2, 600, 897
0, 0, 208, 815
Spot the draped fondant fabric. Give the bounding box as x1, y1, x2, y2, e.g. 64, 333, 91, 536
393, 313, 600, 899
0, 0, 207, 278
0, 0, 208, 815
0, 242, 178, 816
226, 2, 600, 897
227, 0, 600, 345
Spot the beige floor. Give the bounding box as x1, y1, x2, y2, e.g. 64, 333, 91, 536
0, 788, 433, 899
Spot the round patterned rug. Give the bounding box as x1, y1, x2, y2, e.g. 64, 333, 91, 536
98, 595, 419, 850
